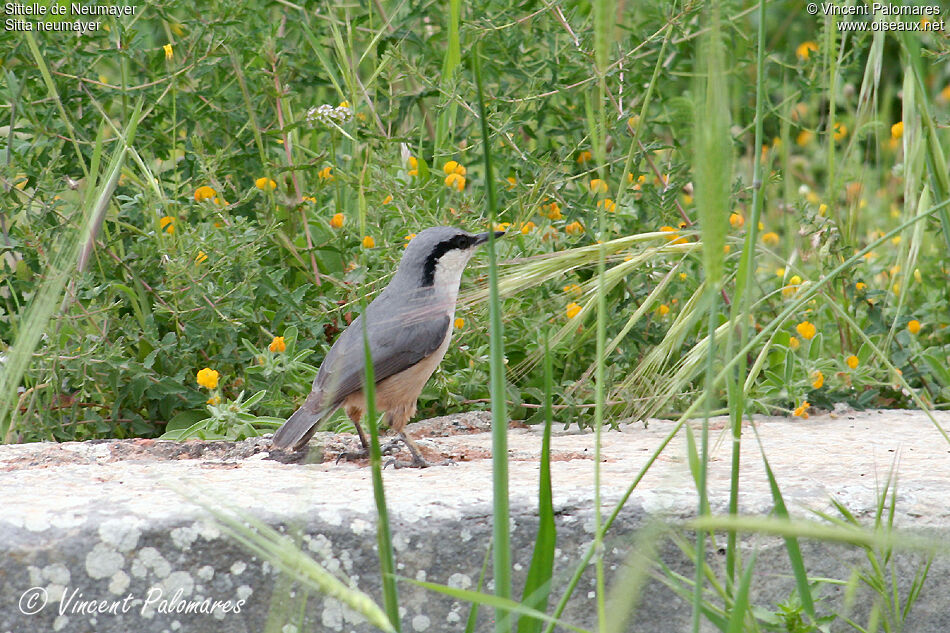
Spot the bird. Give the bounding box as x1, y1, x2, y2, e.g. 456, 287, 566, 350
271, 226, 505, 467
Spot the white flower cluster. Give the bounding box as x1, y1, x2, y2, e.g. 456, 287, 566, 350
306, 103, 352, 127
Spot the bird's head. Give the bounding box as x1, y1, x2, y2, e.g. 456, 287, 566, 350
397, 226, 505, 290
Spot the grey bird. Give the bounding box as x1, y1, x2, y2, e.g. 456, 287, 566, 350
271, 226, 505, 467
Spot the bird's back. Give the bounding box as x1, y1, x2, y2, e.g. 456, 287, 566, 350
309, 284, 452, 410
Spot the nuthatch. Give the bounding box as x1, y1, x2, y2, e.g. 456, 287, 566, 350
271, 226, 505, 467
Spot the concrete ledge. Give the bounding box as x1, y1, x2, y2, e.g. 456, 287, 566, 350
1, 409, 949, 632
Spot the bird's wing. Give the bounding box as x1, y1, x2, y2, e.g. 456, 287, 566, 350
312, 306, 451, 406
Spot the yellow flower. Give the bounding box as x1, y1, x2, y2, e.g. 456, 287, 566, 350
318, 166, 334, 181
796, 41, 818, 60
520, 221, 536, 234
443, 160, 466, 176
762, 231, 779, 246
796, 130, 813, 146
206, 395, 221, 405
833, 122, 847, 142
788, 337, 800, 351
159, 216, 175, 234
818, 203, 827, 216
907, 319, 921, 335
303, 196, 317, 203
195, 251, 208, 264
679, 272, 687, 281
362, 235, 376, 249
330, 213, 344, 229
855, 282, 867, 292
339, 100, 350, 108
782, 275, 803, 298
563, 283, 582, 297
170, 22, 184, 36
495, 222, 512, 232
255, 177, 277, 191
213, 197, 228, 207
445, 172, 465, 192
196, 368, 219, 390
627, 115, 640, 130
194, 185, 216, 202
269, 336, 286, 353
576, 150, 592, 164
796, 321, 817, 340
506, 176, 517, 190
542, 202, 562, 220
588, 179, 608, 194
776, 267, 786, 277
891, 121, 903, 139
657, 304, 670, 317
846, 355, 859, 370
163, 43, 173, 60
729, 212, 744, 229
811, 370, 824, 389
542, 227, 559, 241
659, 225, 687, 245
914, 268, 922, 283
566, 302, 582, 319
597, 198, 617, 212
408, 156, 418, 169
565, 221, 585, 235
382, 194, 393, 204
454, 318, 465, 329
793, 401, 810, 419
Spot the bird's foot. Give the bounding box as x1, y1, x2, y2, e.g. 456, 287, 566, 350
380, 439, 404, 456
335, 448, 368, 464
384, 454, 430, 469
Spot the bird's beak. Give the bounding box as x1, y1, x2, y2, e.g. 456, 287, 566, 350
474, 230, 507, 245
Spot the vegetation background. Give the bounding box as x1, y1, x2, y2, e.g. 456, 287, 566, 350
3, 0, 949, 443
1, 1, 950, 629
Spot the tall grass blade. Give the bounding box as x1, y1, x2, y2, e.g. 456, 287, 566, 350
724, 555, 756, 633
465, 541, 494, 633
723, 0, 767, 588
752, 427, 816, 619
405, 580, 590, 633
604, 522, 665, 633
187, 490, 395, 633
691, 1, 732, 629
473, 40, 512, 633
361, 268, 400, 631
0, 104, 139, 441
517, 332, 556, 633
434, 0, 462, 156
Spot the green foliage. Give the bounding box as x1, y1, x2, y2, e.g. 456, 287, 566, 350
2, 0, 949, 448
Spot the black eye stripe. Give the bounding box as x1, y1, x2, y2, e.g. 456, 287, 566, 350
420, 235, 471, 286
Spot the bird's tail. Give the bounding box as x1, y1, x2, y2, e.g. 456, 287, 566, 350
271, 403, 330, 451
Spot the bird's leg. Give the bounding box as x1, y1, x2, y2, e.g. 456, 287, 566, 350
336, 406, 370, 463
381, 409, 429, 468
396, 432, 429, 468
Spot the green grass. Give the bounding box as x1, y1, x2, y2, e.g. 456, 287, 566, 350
4, 0, 950, 631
